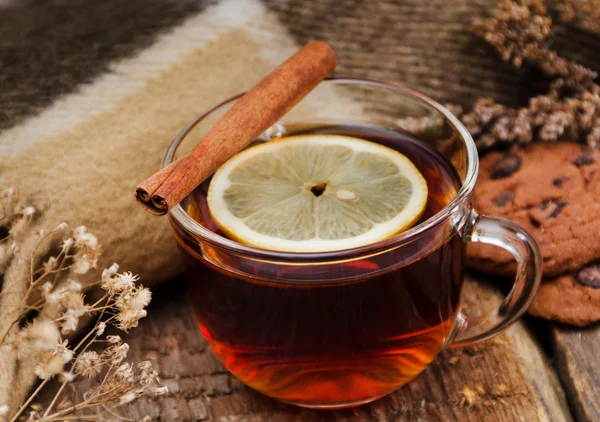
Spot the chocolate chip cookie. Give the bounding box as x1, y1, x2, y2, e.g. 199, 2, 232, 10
529, 261, 600, 326
468, 142, 600, 278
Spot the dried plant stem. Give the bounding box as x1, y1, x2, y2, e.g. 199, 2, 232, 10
44, 416, 101, 422
42, 381, 68, 419
0, 318, 21, 345
43, 301, 112, 418
40, 401, 100, 421
0, 299, 46, 346
41, 381, 135, 421
0, 268, 44, 299
21, 245, 70, 307
101, 404, 137, 422
9, 378, 50, 422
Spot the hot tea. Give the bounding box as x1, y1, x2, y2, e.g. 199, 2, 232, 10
173, 124, 463, 406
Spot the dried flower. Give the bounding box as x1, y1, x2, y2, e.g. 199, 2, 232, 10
65, 279, 82, 292
102, 271, 139, 294
130, 291, 152, 311
138, 361, 152, 370
107, 335, 122, 344
73, 225, 98, 250
472, 0, 596, 83
63, 292, 86, 312
101, 262, 120, 282
34, 355, 66, 380
455, 81, 600, 150
146, 386, 169, 396
20, 319, 61, 353
59, 295, 91, 334
116, 287, 152, 312
60, 237, 74, 253
45, 292, 61, 305
115, 309, 147, 331
112, 284, 151, 331
21, 206, 36, 218
455, 0, 600, 150
40, 282, 53, 297
75, 351, 103, 378
115, 363, 135, 382
1, 191, 166, 421
73, 252, 97, 275
73, 258, 89, 275
105, 343, 130, 364
557, 0, 600, 34
60, 311, 79, 334
60, 372, 75, 382
43, 256, 58, 272
119, 391, 138, 405
48, 285, 92, 334
140, 366, 160, 386
53, 340, 73, 363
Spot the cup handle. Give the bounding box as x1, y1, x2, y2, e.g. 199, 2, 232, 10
449, 210, 542, 348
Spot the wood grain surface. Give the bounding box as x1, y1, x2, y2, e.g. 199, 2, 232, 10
553, 325, 600, 422
104, 276, 573, 422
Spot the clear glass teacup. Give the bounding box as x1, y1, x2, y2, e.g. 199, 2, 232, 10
165, 78, 541, 409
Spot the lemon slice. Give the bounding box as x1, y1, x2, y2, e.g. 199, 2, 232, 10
207, 135, 428, 252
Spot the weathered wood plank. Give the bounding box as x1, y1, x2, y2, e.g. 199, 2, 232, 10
552, 325, 600, 422
109, 276, 571, 422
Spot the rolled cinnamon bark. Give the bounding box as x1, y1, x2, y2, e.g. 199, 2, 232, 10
135, 40, 336, 215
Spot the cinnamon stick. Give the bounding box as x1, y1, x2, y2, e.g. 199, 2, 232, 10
135, 40, 336, 215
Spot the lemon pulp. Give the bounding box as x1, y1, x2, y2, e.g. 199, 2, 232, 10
207, 134, 428, 252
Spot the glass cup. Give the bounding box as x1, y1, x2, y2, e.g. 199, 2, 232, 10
165, 78, 541, 409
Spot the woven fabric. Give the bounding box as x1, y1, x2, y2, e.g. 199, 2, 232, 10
0, 0, 598, 284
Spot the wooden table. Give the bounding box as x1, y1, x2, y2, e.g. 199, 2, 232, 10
114, 275, 599, 421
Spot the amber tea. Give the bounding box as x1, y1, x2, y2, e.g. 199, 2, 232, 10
174, 124, 463, 407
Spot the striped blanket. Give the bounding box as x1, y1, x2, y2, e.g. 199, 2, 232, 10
1, 0, 597, 282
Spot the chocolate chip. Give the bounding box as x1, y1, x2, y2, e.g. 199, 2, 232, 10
552, 177, 568, 187
529, 200, 568, 226
491, 153, 521, 179
573, 149, 596, 167
577, 263, 600, 288
529, 216, 541, 228
548, 201, 567, 218
585, 170, 596, 186
493, 191, 514, 207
